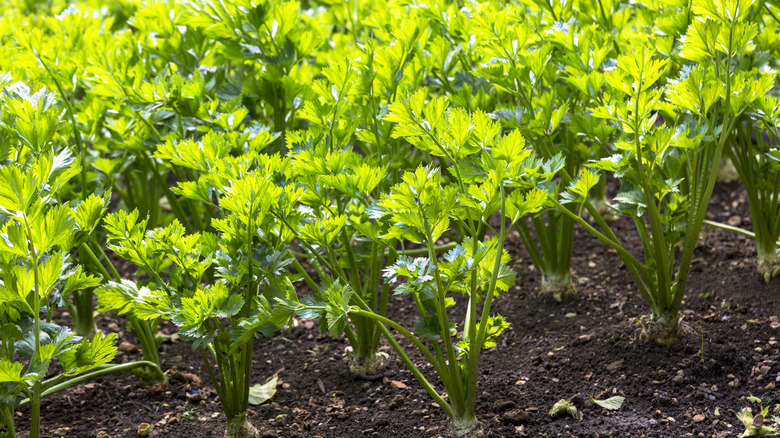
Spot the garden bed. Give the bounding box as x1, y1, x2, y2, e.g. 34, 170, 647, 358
15, 181, 779, 438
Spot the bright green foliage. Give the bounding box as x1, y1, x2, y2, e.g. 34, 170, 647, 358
561, 0, 766, 345
279, 94, 551, 433
704, 0, 780, 281
0, 144, 116, 438
97, 150, 299, 437
3, 0, 780, 436
465, 0, 621, 301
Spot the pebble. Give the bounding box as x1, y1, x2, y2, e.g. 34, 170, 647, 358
493, 399, 516, 413
118, 342, 139, 353
389, 394, 404, 409
96, 432, 111, 438
693, 414, 706, 422
389, 380, 407, 389
500, 409, 530, 425
606, 359, 624, 373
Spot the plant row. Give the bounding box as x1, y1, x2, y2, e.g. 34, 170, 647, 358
1, 0, 779, 437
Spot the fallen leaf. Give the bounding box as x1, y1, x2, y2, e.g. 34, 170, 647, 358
248, 375, 278, 406
590, 395, 625, 411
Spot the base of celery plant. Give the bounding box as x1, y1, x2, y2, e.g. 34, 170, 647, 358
586, 198, 618, 223
638, 314, 681, 346
224, 414, 259, 438
348, 350, 388, 377
716, 157, 739, 183
539, 275, 575, 303
757, 251, 780, 282
130, 366, 168, 385
451, 414, 483, 438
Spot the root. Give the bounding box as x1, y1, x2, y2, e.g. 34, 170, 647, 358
451, 416, 482, 438
757, 251, 780, 282
225, 415, 259, 438
585, 198, 618, 223
638, 315, 683, 346
539, 275, 576, 303
349, 351, 387, 377
716, 157, 740, 183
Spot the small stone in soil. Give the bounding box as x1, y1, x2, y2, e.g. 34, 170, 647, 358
389, 380, 407, 389
118, 342, 138, 353
501, 409, 530, 425
389, 394, 404, 409
493, 399, 516, 413
606, 359, 624, 373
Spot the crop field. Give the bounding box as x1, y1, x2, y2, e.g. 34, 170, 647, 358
1, 0, 779, 437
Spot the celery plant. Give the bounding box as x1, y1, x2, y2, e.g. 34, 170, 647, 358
0, 147, 161, 438
97, 158, 299, 438
278, 92, 552, 435
5, 17, 108, 335
470, 3, 616, 300
726, 98, 780, 281
0, 76, 166, 384
280, 57, 422, 374
557, 0, 768, 345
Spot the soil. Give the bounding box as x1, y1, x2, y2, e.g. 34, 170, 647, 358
9, 180, 780, 438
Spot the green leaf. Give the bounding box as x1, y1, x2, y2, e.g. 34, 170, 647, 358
0, 222, 29, 259
248, 375, 278, 406
413, 316, 456, 342
33, 204, 76, 252
37, 251, 66, 299
0, 165, 35, 216
477, 314, 510, 350
590, 395, 625, 411
549, 399, 578, 419
73, 194, 108, 233
0, 359, 25, 383
561, 170, 600, 206
63, 266, 102, 297
59, 332, 118, 375
96, 280, 172, 320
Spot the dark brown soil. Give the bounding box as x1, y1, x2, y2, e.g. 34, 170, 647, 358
10, 181, 780, 438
